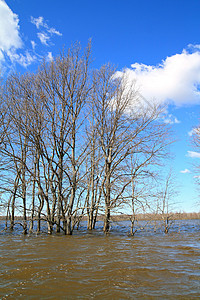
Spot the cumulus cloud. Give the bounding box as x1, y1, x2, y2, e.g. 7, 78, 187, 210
0, 1, 38, 68
0, 0, 22, 60
31, 16, 62, 46
187, 151, 200, 158
180, 169, 191, 174
0, 3, 62, 69
116, 46, 200, 106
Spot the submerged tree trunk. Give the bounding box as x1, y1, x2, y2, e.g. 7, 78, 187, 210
30, 151, 39, 233
10, 173, 20, 230
66, 124, 76, 235
130, 178, 137, 236
37, 212, 41, 233
92, 186, 102, 230
5, 202, 10, 230
103, 158, 111, 233
47, 219, 53, 235
164, 216, 169, 234
37, 194, 44, 234
103, 206, 110, 233
56, 204, 61, 233
130, 214, 137, 236
22, 168, 27, 235
66, 215, 72, 235
29, 180, 35, 233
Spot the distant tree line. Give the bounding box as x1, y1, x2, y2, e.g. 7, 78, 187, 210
0, 42, 173, 235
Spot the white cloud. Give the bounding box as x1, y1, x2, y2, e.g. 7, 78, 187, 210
0, 0, 22, 60
116, 46, 200, 106
180, 169, 191, 174
0, 1, 38, 68
31, 40, 36, 51
30, 16, 44, 29
187, 151, 200, 158
188, 44, 200, 51
7, 49, 37, 67
31, 16, 62, 46
188, 129, 194, 137
163, 114, 180, 124
37, 32, 50, 45
47, 52, 53, 61
47, 27, 62, 36
0, 3, 61, 69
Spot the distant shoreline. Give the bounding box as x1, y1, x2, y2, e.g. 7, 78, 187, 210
1, 212, 199, 222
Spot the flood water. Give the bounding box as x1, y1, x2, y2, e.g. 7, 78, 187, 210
0, 220, 200, 299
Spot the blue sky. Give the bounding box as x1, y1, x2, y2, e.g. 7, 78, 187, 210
1, 0, 200, 212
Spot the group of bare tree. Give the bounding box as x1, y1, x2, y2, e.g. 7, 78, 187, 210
0, 42, 173, 235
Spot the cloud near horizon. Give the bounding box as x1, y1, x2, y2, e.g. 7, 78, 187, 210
115, 46, 200, 107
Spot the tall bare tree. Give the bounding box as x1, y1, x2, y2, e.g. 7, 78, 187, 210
91, 65, 172, 233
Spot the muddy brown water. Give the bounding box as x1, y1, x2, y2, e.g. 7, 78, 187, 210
0, 220, 200, 299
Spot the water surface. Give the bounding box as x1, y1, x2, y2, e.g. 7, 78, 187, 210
0, 220, 200, 299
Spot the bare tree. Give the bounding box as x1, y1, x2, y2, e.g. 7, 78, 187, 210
91, 65, 172, 233
1, 74, 36, 234
154, 170, 178, 233
35, 42, 92, 234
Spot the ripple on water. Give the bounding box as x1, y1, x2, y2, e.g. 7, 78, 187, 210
0, 220, 200, 299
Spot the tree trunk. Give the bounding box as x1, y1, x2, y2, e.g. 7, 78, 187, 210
22, 168, 27, 235
103, 205, 110, 233
10, 196, 15, 231
37, 195, 44, 234
37, 212, 41, 233
30, 155, 37, 233
66, 215, 72, 235
103, 159, 111, 233
30, 180, 35, 233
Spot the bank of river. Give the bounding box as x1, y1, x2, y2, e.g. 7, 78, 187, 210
0, 220, 200, 299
